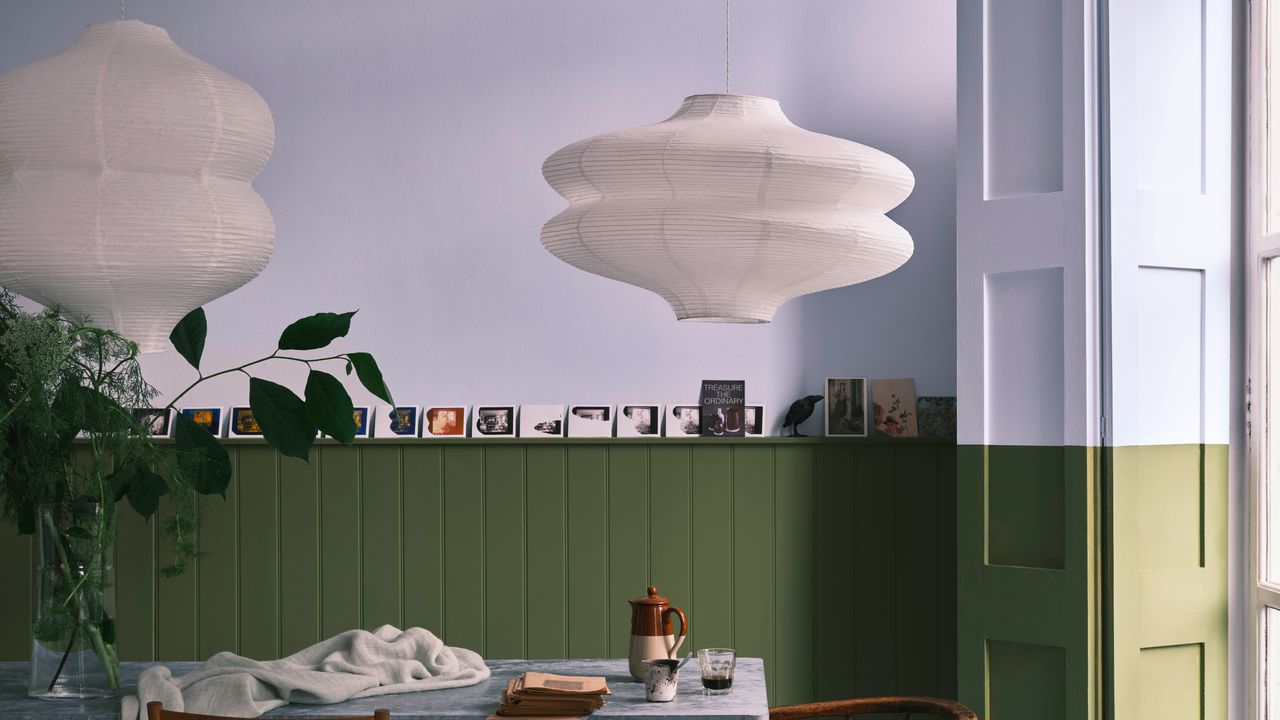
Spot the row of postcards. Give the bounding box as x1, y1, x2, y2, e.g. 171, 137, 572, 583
134, 403, 769, 439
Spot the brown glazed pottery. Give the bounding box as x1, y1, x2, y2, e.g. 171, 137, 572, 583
627, 586, 688, 681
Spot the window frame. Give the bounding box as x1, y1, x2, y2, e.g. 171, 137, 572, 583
1248, 1, 1280, 718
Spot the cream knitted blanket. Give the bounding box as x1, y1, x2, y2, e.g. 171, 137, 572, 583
121, 625, 490, 719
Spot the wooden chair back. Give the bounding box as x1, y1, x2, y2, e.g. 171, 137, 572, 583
770, 696, 977, 720
146, 701, 391, 720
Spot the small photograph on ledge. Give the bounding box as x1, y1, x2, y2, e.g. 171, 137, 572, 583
475, 405, 516, 437
916, 396, 957, 439
351, 406, 371, 439
520, 404, 565, 438
131, 408, 172, 437
825, 377, 867, 437
230, 406, 264, 437
744, 404, 766, 436
568, 405, 613, 437
424, 405, 468, 437
618, 404, 662, 437
373, 405, 420, 438
871, 378, 917, 438
322, 406, 371, 439
664, 404, 701, 437
179, 407, 224, 437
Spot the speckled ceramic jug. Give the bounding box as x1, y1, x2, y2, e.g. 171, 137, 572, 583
628, 586, 688, 681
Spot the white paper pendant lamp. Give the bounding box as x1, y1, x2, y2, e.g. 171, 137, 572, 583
541, 94, 915, 322
0, 20, 275, 352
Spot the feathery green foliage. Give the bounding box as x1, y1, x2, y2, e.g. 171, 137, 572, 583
0, 292, 391, 691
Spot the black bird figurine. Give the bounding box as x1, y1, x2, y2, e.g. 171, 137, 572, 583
782, 395, 824, 436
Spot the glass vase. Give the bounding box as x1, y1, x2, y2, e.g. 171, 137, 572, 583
28, 502, 119, 699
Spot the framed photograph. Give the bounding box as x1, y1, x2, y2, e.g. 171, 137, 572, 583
373, 405, 420, 438
351, 406, 372, 439
618, 404, 662, 437
916, 396, 957, 439
568, 405, 613, 437
320, 406, 371, 439
132, 408, 172, 437
744, 404, 766, 436
179, 407, 225, 438
423, 405, 468, 437
474, 405, 516, 437
520, 404, 565, 438
664, 404, 701, 437
871, 378, 918, 438
825, 377, 868, 437
230, 406, 263, 437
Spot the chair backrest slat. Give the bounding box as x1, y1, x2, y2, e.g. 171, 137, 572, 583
769, 696, 976, 720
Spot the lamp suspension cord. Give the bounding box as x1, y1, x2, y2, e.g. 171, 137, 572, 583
721, 0, 732, 94
120, 0, 125, 20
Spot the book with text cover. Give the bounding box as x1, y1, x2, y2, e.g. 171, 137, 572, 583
699, 379, 746, 437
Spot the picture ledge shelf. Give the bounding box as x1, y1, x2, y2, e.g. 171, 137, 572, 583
91, 435, 956, 446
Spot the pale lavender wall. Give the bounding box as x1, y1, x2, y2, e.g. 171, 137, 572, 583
0, 0, 956, 432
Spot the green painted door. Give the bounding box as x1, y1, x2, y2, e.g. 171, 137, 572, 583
957, 446, 1098, 720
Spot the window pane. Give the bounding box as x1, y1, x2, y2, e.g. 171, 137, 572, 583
1270, 607, 1280, 718
1269, 5, 1280, 233
1268, 260, 1280, 583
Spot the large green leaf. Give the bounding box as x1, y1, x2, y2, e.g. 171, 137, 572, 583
304, 370, 356, 444
346, 352, 393, 404
108, 465, 133, 502
174, 412, 233, 496
112, 460, 167, 521
169, 308, 207, 370
277, 311, 357, 351
249, 378, 316, 460
128, 467, 168, 520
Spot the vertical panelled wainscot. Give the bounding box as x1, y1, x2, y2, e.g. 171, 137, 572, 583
0, 438, 957, 707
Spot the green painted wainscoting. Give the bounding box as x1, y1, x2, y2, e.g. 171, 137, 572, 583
0, 438, 956, 707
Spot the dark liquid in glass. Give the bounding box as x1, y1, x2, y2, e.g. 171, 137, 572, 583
702, 677, 733, 691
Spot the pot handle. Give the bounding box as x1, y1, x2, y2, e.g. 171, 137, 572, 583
664, 606, 688, 657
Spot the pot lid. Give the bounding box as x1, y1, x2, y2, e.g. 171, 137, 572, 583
630, 586, 670, 606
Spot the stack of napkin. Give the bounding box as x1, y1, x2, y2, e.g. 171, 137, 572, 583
496, 672, 612, 716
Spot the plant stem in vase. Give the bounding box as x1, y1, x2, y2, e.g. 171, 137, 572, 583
29, 502, 118, 699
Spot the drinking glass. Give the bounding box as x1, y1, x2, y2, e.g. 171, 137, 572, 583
697, 648, 736, 695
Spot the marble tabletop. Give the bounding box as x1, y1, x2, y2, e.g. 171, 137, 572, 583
0, 658, 769, 720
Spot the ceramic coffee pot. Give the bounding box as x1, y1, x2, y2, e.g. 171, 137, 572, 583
628, 586, 688, 681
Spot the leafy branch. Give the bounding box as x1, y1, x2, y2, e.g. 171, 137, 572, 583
0, 291, 393, 693
160, 308, 392, 460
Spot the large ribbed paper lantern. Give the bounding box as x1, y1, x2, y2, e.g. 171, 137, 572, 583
0, 20, 275, 352
541, 94, 915, 322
